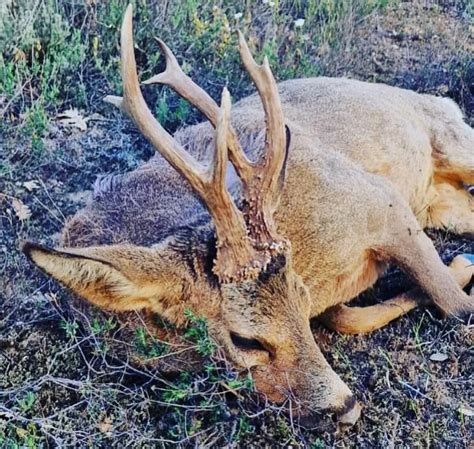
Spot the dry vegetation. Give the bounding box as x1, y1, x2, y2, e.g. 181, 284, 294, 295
1, 0, 473, 447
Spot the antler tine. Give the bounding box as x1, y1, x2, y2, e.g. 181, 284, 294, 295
142, 38, 254, 180
237, 31, 287, 196
209, 88, 269, 282
116, 4, 207, 194
143, 38, 220, 124
212, 88, 231, 187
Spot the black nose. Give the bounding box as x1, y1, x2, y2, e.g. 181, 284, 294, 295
295, 395, 359, 430
335, 394, 356, 417
296, 411, 334, 431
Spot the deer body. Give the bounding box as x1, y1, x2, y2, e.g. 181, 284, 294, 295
63, 77, 473, 318
24, 5, 473, 427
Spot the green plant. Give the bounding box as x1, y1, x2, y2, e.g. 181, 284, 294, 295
162, 385, 189, 403
225, 374, 254, 391
0, 423, 41, 449
0, 0, 398, 141
412, 314, 425, 351
90, 317, 117, 335
134, 326, 168, 358
234, 415, 254, 442
276, 417, 299, 443
17, 392, 35, 414
60, 319, 79, 340
183, 309, 216, 356
311, 438, 326, 449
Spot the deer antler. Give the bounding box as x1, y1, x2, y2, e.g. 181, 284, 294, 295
105, 4, 271, 282
143, 25, 289, 253
236, 32, 288, 252
105, 4, 290, 281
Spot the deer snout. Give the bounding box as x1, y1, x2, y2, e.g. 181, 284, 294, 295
298, 393, 361, 429
298, 366, 361, 428
323, 373, 361, 426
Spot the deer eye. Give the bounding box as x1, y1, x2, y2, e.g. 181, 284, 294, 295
230, 332, 267, 352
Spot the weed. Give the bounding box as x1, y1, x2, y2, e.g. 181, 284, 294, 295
23, 102, 48, 154
412, 313, 425, 353
0, 423, 41, 449
311, 438, 326, 449
234, 415, 254, 442
276, 417, 298, 443
163, 385, 189, 404
184, 309, 216, 356
378, 347, 395, 370
226, 373, 254, 391
90, 317, 117, 335
134, 326, 168, 358
59, 319, 79, 340
17, 392, 35, 414
406, 398, 420, 418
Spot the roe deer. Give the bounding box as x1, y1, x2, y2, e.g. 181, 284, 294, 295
22, 4, 473, 426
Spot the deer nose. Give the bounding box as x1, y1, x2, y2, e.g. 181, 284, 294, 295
322, 372, 361, 426
297, 395, 361, 430
296, 375, 361, 428
334, 395, 362, 427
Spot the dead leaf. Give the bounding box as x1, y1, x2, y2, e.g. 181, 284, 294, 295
11, 198, 31, 221
459, 405, 474, 417
13, 48, 26, 62
23, 180, 40, 192
57, 109, 88, 132
87, 112, 106, 121
66, 190, 91, 204
430, 352, 448, 362
98, 416, 113, 434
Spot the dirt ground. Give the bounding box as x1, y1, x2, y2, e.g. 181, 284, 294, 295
1, 2, 473, 448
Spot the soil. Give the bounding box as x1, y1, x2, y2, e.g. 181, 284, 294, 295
1, 2, 473, 448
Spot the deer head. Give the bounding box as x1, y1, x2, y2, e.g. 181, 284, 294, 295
22, 4, 359, 425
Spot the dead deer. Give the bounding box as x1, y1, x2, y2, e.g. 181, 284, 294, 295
22, 4, 473, 426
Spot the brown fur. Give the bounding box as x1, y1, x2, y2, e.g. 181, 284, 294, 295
23, 76, 474, 422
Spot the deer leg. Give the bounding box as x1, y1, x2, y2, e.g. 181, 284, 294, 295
383, 195, 474, 317
426, 181, 474, 238
319, 294, 418, 335
320, 254, 474, 334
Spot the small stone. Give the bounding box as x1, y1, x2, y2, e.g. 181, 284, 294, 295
430, 352, 448, 362
294, 18, 305, 28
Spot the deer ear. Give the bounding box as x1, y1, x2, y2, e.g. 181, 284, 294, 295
21, 241, 186, 312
